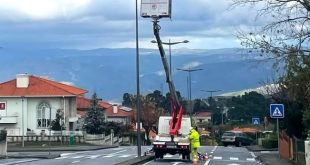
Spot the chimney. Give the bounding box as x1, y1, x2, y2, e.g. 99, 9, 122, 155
16, 74, 29, 88
112, 104, 118, 114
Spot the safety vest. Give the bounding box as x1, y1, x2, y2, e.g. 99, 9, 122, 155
189, 129, 200, 148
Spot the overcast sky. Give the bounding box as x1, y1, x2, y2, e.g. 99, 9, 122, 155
0, 0, 265, 50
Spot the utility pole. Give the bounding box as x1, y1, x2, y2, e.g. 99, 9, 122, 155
135, 0, 141, 159
177, 68, 203, 116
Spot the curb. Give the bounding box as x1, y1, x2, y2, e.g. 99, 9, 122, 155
8, 154, 60, 159
115, 155, 155, 165
7, 145, 118, 152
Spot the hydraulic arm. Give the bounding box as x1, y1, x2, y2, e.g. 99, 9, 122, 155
152, 19, 185, 136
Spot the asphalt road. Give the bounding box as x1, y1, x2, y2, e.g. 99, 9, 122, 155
0, 146, 152, 165
0, 146, 261, 165
142, 146, 260, 165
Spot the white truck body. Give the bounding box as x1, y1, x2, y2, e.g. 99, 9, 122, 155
153, 116, 191, 160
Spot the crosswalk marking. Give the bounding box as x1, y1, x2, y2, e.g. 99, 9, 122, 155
246, 158, 255, 161
230, 157, 239, 161
119, 155, 131, 158
213, 156, 222, 160
103, 155, 114, 158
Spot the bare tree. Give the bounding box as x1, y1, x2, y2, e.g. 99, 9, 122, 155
231, 0, 310, 59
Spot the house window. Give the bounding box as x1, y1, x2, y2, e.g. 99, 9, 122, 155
37, 102, 51, 128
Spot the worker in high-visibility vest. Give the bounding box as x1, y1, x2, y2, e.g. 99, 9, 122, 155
188, 127, 200, 160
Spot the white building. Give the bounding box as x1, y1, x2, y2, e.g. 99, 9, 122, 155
0, 74, 87, 136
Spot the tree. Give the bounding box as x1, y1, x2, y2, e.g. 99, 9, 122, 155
131, 95, 165, 144
227, 92, 270, 124
51, 109, 64, 131
231, 0, 310, 58
231, 0, 310, 137
83, 93, 105, 134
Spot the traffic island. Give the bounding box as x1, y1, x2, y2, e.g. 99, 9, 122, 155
8, 153, 60, 159
115, 155, 154, 165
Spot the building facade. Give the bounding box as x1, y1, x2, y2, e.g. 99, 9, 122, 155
0, 74, 87, 135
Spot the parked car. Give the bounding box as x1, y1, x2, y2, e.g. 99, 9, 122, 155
221, 131, 254, 147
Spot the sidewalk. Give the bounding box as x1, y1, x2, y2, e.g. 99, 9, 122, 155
246, 145, 295, 165
5, 145, 118, 159
257, 153, 295, 165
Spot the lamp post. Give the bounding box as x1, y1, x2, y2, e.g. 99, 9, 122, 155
200, 89, 221, 145
135, 0, 142, 159
151, 39, 189, 114
21, 96, 24, 147
177, 68, 203, 116
151, 39, 189, 75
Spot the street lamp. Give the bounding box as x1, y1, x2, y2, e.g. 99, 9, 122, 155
200, 90, 222, 109
151, 39, 189, 114
151, 39, 189, 75
135, 0, 142, 159
177, 67, 203, 116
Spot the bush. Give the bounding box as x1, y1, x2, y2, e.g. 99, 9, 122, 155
262, 138, 278, 149
0, 130, 7, 142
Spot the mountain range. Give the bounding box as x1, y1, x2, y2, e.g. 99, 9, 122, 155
0, 47, 276, 102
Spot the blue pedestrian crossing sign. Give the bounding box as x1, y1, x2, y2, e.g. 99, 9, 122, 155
252, 118, 260, 125
270, 104, 284, 118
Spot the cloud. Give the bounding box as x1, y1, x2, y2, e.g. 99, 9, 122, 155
0, 0, 268, 49
181, 61, 203, 70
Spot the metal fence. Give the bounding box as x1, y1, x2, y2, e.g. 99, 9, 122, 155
293, 136, 306, 165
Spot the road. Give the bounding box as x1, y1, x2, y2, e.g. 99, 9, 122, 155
0, 146, 260, 165
143, 146, 260, 165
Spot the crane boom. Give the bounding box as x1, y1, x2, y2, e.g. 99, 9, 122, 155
153, 19, 184, 136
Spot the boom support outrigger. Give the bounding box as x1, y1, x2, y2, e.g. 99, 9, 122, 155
152, 19, 185, 137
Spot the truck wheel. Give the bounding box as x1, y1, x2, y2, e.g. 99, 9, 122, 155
155, 152, 160, 159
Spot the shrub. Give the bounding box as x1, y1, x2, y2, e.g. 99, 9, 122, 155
0, 130, 7, 142
262, 138, 278, 149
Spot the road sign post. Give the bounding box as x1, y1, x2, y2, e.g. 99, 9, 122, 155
270, 104, 284, 158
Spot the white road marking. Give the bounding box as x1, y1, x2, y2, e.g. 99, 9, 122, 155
213, 156, 222, 160
230, 157, 239, 161
246, 158, 255, 161
103, 155, 114, 158
72, 156, 84, 159
110, 150, 127, 155
88, 155, 101, 159
204, 159, 211, 165
72, 161, 80, 164
210, 146, 218, 154
112, 148, 123, 150
55, 156, 68, 160
119, 154, 131, 158
60, 153, 74, 157
250, 151, 256, 158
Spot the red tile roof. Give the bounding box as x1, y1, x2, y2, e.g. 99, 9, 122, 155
76, 97, 133, 118
0, 75, 87, 96
77, 97, 112, 109
105, 106, 133, 117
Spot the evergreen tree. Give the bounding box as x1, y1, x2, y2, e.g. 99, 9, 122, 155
83, 93, 105, 134
51, 109, 64, 131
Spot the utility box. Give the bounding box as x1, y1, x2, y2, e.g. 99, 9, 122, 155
305, 141, 310, 165
141, 0, 171, 18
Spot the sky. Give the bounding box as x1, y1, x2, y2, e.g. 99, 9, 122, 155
0, 0, 265, 50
